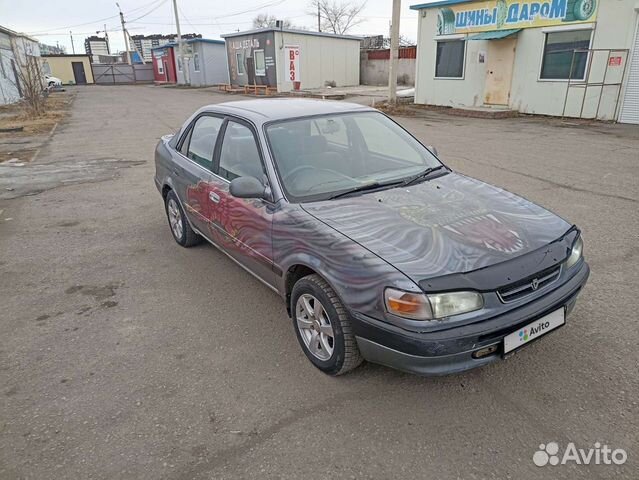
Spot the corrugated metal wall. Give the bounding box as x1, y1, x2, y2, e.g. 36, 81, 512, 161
274, 32, 360, 92
619, 18, 639, 124
365, 46, 417, 60
92, 64, 154, 84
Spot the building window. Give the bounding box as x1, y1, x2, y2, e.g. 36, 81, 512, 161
435, 40, 465, 78
236, 52, 245, 75
254, 49, 266, 76
193, 52, 200, 72
540, 30, 592, 80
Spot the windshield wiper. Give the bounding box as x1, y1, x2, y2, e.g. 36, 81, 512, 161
402, 165, 447, 187
327, 180, 403, 200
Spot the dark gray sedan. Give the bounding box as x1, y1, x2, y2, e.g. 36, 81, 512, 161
154, 99, 589, 376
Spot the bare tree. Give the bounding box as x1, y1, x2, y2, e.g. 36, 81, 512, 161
252, 14, 292, 29
308, 0, 367, 35
383, 35, 415, 48
9, 39, 46, 118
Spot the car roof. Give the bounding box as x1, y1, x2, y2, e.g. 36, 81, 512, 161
199, 98, 375, 123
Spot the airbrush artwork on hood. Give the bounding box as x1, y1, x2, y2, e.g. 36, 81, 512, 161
413, 209, 525, 255
395, 182, 526, 254
302, 173, 570, 281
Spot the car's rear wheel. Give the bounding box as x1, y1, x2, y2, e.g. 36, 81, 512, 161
291, 274, 363, 375
164, 190, 201, 247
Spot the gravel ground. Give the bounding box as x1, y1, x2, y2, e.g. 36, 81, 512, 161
0, 85, 638, 480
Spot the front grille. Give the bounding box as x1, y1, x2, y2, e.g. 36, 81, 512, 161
497, 265, 561, 303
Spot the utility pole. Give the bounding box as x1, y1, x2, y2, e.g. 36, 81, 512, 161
116, 3, 131, 65
126, 29, 146, 64
388, 0, 401, 104
104, 24, 111, 54
69, 31, 75, 54
317, 2, 321, 32
172, 0, 190, 85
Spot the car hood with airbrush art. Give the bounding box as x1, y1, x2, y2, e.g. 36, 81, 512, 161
301, 172, 572, 283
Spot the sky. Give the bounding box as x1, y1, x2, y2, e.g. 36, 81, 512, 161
0, 0, 432, 54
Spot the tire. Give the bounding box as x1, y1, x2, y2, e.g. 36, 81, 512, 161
564, 0, 596, 22
291, 274, 363, 376
164, 190, 201, 247
437, 8, 456, 35
573, 0, 596, 21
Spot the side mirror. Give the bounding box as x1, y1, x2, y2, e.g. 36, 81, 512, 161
427, 145, 438, 157
229, 176, 266, 199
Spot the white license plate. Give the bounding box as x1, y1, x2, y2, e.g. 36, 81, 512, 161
503, 308, 565, 354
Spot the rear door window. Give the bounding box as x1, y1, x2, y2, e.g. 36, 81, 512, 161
185, 116, 223, 170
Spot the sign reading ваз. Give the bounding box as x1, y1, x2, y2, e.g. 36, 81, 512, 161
437, 0, 598, 35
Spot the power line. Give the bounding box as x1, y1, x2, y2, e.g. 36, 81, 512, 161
25, 0, 169, 34
127, 0, 171, 23
177, 4, 199, 33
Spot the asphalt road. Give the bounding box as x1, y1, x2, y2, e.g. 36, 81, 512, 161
1, 85, 638, 480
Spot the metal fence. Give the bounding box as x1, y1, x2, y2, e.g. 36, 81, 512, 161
91, 64, 154, 85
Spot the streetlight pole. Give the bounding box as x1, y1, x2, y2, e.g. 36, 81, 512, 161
69, 31, 75, 54
172, 0, 190, 85
388, 0, 401, 104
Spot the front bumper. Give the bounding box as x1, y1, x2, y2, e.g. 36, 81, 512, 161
351, 261, 590, 376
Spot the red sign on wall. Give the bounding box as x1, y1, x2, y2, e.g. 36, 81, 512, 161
283, 45, 300, 82
608, 56, 622, 67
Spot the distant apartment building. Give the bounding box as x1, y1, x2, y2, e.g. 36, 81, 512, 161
39, 42, 66, 55
131, 33, 200, 62
84, 36, 109, 62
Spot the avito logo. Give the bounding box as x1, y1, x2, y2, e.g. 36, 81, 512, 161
533, 442, 628, 467
518, 320, 551, 342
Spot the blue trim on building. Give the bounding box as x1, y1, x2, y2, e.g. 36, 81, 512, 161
410, 0, 474, 10
221, 27, 361, 41
150, 38, 224, 51
188, 38, 224, 45
468, 28, 521, 40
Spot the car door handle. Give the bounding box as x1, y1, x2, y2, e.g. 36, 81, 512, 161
209, 192, 220, 204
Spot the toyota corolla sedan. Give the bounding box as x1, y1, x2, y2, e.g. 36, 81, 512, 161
154, 99, 589, 376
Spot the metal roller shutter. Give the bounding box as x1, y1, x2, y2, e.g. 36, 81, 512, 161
619, 18, 639, 124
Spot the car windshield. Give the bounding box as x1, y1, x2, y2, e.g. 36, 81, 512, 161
266, 111, 443, 202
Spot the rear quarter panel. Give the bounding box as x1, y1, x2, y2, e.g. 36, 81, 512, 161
154, 135, 175, 194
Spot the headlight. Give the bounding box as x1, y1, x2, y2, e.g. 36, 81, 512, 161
384, 288, 483, 320
566, 236, 583, 268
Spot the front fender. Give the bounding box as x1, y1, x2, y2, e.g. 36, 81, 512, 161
274, 205, 418, 322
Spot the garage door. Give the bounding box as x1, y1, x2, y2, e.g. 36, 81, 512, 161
619, 18, 639, 124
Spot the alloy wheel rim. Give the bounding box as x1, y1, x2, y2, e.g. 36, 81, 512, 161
295, 294, 335, 361
167, 199, 183, 239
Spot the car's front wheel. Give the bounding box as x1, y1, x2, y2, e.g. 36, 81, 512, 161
164, 190, 201, 247
291, 274, 363, 375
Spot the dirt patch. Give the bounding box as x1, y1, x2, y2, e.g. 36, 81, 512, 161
0, 149, 38, 163
374, 102, 417, 117
0, 93, 72, 137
